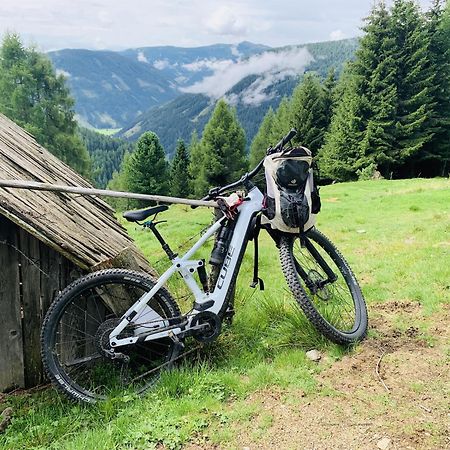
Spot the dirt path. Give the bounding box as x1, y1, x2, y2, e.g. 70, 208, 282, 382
188, 301, 449, 449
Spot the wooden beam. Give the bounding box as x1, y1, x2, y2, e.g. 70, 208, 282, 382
0, 180, 217, 208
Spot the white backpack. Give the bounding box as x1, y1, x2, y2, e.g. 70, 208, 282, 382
262, 146, 321, 234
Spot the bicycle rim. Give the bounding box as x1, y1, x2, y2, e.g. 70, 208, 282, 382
43, 274, 177, 401
290, 231, 363, 335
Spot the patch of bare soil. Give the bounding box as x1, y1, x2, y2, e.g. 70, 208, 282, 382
189, 301, 449, 450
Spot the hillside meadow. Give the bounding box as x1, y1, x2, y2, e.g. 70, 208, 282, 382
0, 178, 448, 449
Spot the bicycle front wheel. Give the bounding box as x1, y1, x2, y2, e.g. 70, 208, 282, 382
279, 228, 368, 344
41, 269, 181, 403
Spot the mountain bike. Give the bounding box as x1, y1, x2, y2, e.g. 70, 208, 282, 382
41, 130, 368, 403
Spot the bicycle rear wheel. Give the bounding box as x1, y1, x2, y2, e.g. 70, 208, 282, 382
41, 269, 181, 403
279, 228, 368, 344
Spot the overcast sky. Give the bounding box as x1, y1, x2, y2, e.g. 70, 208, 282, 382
0, 0, 433, 51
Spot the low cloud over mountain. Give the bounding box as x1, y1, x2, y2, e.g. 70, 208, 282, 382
180, 47, 313, 101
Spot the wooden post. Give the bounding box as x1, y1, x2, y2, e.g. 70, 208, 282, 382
0, 180, 218, 208
0, 217, 25, 391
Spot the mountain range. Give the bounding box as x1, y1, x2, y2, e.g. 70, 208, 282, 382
48, 42, 269, 129
48, 39, 359, 155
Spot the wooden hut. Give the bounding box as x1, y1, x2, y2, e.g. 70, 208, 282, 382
0, 113, 151, 392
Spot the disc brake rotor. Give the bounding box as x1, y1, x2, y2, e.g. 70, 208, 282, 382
308, 269, 331, 301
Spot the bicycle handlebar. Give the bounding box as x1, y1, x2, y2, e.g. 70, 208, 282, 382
195, 128, 297, 204
272, 128, 297, 153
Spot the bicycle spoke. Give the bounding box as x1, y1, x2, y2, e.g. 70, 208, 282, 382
289, 232, 360, 333
45, 273, 182, 401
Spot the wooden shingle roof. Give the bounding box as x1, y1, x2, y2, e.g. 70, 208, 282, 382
0, 113, 150, 271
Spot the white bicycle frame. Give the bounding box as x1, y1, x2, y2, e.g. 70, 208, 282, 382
109, 186, 265, 348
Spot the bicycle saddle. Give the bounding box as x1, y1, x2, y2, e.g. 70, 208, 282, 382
123, 205, 169, 222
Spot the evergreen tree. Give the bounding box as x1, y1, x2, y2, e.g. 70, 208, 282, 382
123, 132, 169, 207
323, 68, 337, 126
289, 73, 327, 154
249, 107, 275, 167
79, 127, 133, 187
421, 0, 450, 176
269, 96, 292, 144
0, 33, 91, 177
170, 139, 190, 198
321, 0, 438, 180
188, 130, 209, 198
194, 100, 247, 191
354, 0, 398, 176
106, 157, 130, 211
390, 0, 434, 175
320, 70, 365, 181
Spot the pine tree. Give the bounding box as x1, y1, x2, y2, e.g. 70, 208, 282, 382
188, 130, 208, 198
320, 70, 365, 181
249, 107, 275, 167
123, 132, 169, 207
354, 1, 398, 176
170, 139, 190, 198
323, 68, 337, 127
194, 100, 247, 191
421, 0, 450, 176
289, 73, 327, 154
0, 33, 91, 177
269, 96, 292, 144
106, 161, 129, 211
320, 1, 438, 180
390, 0, 435, 176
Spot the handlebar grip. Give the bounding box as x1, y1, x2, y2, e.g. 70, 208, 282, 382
273, 128, 297, 151
283, 128, 297, 145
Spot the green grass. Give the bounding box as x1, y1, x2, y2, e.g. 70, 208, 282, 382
1, 178, 448, 449
93, 128, 121, 136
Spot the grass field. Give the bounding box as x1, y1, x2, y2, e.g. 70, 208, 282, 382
0, 178, 448, 449
93, 128, 121, 136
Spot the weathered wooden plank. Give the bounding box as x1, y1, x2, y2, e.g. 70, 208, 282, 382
0, 217, 25, 391
0, 204, 90, 270
19, 229, 44, 387
39, 243, 62, 314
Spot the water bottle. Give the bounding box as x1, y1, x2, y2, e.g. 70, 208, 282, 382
209, 223, 232, 266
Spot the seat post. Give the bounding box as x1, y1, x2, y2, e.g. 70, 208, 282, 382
147, 221, 177, 260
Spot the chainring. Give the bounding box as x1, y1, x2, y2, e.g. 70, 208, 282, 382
190, 311, 221, 343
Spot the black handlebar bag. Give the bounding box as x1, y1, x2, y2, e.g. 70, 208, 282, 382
262, 146, 321, 233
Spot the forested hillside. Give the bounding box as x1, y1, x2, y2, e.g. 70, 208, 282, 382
48, 49, 177, 129
119, 38, 359, 152
48, 42, 269, 129
78, 128, 133, 187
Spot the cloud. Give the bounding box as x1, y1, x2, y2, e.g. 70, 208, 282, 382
137, 51, 148, 63
204, 6, 247, 36
230, 44, 241, 57
181, 47, 313, 100
329, 29, 346, 41
238, 71, 290, 105
153, 58, 170, 70
55, 68, 71, 78
182, 58, 234, 72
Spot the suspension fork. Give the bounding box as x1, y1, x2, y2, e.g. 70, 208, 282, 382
301, 234, 337, 285
268, 229, 337, 292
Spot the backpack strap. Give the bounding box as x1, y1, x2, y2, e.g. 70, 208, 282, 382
250, 214, 265, 291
